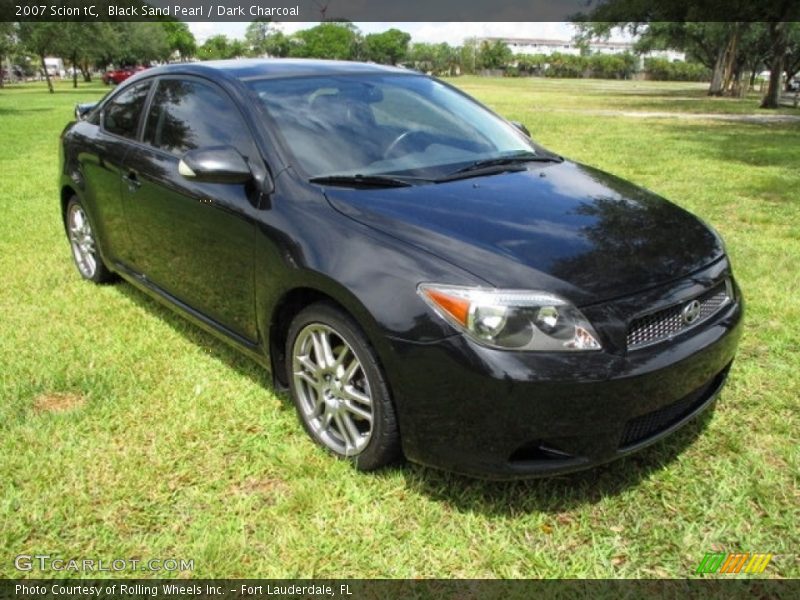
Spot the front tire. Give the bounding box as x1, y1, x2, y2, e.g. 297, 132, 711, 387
65, 197, 115, 283
286, 302, 401, 471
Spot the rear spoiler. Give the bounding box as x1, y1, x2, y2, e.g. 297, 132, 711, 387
74, 102, 98, 121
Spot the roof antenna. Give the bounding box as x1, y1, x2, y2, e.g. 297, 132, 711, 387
313, 0, 330, 21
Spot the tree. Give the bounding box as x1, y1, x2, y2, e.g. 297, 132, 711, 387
785, 25, 800, 90
56, 24, 85, 89
644, 57, 711, 81
245, 19, 272, 55
55, 23, 116, 88
116, 23, 171, 65
761, 20, 791, 108
514, 53, 549, 76
589, 52, 637, 79
459, 38, 479, 74
245, 20, 291, 57
198, 35, 245, 61
546, 52, 588, 78
17, 22, 61, 93
477, 40, 512, 70
408, 42, 459, 76
736, 23, 774, 90
363, 29, 410, 65
577, 22, 747, 96
572, 0, 799, 106
0, 22, 16, 89
289, 23, 361, 60
162, 22, 196, 61
262, 31, 292, 58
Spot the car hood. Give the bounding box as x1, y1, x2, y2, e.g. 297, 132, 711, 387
324, 160, 724, 305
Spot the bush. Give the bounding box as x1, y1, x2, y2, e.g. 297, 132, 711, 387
545, 52, 587, 78
510, 52, 637, 80
587, 53, 637, 79
644, 58, 711, 81
514, 53, 549, 76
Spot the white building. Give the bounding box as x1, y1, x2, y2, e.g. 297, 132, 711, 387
477, 37, 685, 62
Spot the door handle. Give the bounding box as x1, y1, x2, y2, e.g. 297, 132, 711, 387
123, 170, 141, 192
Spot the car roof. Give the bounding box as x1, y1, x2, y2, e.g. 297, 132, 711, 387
142, 59, 410, 82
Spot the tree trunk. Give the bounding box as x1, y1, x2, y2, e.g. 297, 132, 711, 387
708, 46, 728, 96
749, 67, 758, 90
40, 53, 54, 93
761, 22, 789, 109
72, 51, 78, 88
708, 26, 741, 96
720, 26, 740, 96
761, 53, 785, 108
731, 69, 743, 98
80, 59, 91, 82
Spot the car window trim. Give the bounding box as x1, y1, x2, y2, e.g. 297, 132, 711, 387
98, 78, 155, 143
140, 74, 259, 161
108, 74, 274, 204
96, 71, 276, 199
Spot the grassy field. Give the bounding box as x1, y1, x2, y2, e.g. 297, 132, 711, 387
0, 77, 798, 579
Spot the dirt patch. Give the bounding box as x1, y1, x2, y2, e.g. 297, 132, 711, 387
230, 477, 289, 503
33, 392, 86, 414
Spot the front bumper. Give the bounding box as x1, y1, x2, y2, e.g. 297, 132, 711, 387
382, 288, 744, 480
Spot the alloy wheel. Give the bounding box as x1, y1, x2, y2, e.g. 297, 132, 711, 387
68, 203, 97, 279
291, 323, 374, 457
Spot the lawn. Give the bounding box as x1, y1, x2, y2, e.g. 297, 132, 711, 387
0, 77, 798, 579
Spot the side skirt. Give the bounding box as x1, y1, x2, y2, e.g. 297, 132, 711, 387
112, 261, 271, 372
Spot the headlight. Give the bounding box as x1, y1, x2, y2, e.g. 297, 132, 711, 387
418, 284, 601, 351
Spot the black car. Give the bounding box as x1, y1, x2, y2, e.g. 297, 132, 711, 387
60, 59, 743, 479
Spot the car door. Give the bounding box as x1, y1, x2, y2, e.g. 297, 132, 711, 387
121, 76, 262, 343
81, 80, 152, 264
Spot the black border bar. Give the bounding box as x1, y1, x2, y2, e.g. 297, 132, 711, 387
3, 0, 800, 22
2, 579, 800, 600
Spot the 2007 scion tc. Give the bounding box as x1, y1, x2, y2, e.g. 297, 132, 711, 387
61, 60, 743, 479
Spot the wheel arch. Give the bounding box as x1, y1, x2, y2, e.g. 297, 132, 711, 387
268, 285, 388, 391
60, 184, 78, 231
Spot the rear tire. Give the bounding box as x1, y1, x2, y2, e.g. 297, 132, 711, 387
65, 197, 115, 284
286, 302, 401, 471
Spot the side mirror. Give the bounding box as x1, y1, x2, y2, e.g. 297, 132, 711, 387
511, 121, 531, 137
75, 102, 98, 121
178, 146, 252, 185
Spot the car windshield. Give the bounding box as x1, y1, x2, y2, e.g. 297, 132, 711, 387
246, 73, 537, 180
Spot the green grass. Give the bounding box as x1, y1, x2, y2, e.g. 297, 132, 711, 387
0, 77, 798, 579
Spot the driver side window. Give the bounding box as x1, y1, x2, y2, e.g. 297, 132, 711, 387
143, 79, 254, 158
103, 81, 151, 139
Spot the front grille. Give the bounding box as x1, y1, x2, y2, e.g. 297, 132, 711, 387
626, 280, 731, 350
618, 367, 728, 448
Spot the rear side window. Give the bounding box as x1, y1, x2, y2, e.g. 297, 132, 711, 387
143, 79, 253, 157
103, 82, 151, 139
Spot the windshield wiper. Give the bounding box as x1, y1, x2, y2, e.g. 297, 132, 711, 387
309, 174, 414, 188
438, 151, 564, 182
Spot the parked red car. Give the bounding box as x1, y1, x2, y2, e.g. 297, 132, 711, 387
102, 66, 147, 85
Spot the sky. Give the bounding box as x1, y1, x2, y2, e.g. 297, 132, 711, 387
186, 21, 609, 45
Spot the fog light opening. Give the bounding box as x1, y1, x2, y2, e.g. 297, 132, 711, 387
508, 441, 574, 463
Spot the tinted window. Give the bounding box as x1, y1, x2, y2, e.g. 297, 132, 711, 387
144, 79, 253, 157
247, 74, 533, 179
103, 82, 151, 139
